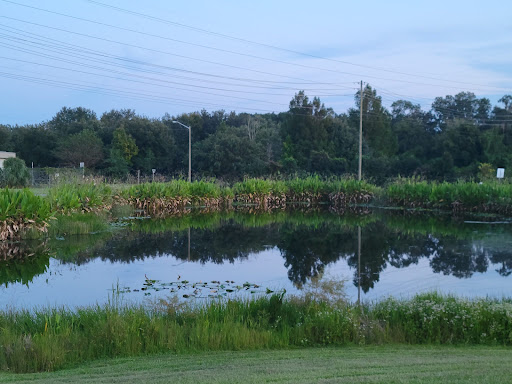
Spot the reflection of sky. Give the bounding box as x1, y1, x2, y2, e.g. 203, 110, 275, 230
328, 258, 511, 302
1, 247, 510, 310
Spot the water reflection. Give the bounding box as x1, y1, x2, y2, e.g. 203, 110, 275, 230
2, 211, 512, 295
0, 241, 50, 287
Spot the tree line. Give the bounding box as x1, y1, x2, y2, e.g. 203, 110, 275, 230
1, 86, 511, 182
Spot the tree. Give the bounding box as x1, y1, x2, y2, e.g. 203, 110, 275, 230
0, 157, 30, 187
431, 92, 491, 128
194, 123, 266, 178
106, 148, 130, 177
54, 129, 104, 168
352, 85, 397, 157
112, 127, 138, 163
11, 125, 58, 167
48, 107, 100, 135
0, 125, 12, 151
281, 91, 335, 171
124, 117, 175, 174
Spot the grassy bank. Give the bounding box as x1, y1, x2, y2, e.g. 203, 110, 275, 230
385, 178, 512, 213
3, 178, 512, 239
1, 293, 511, 373
2, 346, 511, 383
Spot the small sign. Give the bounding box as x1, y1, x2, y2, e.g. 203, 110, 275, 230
80, 162, 85, 168
152, 169, 156, 174
497, 168, 505, 179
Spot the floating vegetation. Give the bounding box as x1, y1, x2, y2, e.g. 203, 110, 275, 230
117, 275, 280, 299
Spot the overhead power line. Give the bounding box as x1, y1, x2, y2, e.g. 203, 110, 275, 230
83, 0, 511, 90
0, 24, 355, 93
1, 0, 509, 92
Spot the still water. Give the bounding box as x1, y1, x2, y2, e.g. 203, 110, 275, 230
1, 210, 511, 309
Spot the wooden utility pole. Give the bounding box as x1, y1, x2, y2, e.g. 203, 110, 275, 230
358, 80, 363, 181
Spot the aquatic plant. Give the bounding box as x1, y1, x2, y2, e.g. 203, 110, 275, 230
0, 188, 52, 240
385, 178, 512, 213
47, 183, 112, 212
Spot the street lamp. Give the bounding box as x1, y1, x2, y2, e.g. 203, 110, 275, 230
172, 120, 191, 182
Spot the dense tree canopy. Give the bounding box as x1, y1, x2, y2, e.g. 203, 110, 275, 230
1, 89, 511, 182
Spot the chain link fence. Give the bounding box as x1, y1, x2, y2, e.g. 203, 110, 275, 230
30, 167, 187, 188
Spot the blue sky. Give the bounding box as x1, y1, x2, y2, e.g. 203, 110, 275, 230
1, 0, 511, 125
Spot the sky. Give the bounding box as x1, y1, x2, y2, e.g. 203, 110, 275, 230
1, 0, 511, 125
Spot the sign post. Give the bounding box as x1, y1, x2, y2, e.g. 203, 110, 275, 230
497, 168, 505, 179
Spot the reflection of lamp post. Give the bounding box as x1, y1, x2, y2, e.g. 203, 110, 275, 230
357, 226, 361, 306
172, 120, 191, 182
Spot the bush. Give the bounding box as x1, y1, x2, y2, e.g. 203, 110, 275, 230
1, 157, 30, 188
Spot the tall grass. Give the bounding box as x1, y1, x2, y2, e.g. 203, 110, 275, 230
386, 178, 512, 212
0, 293, 510, 373
47, 183, 112, 212
0, 188, 53, 240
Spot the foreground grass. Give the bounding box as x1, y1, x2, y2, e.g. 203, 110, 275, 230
1, 293, 511, 373
1, 346, 511, 383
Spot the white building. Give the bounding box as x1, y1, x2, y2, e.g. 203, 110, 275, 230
0, 151, 16, 168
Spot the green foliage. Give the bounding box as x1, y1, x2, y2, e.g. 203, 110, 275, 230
0, 250, 50, 287
54, 129, 104, 168
385, 178, 512, 211
48, 213, 110, 236
0, 188, 51, 224
6, 89, 512, 181
478, 163, 495, 181
47, 183, 112, 212
0, 294, 510, 373
106, 148, 130, 178
0, 157, 30, 188
112, 127, 138, 163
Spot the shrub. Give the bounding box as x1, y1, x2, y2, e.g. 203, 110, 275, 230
1, 157, 30, 188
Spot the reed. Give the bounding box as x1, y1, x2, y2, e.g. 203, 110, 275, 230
47, 183, 112, 213
385, 178, 512, 213
0, 293, 510, 373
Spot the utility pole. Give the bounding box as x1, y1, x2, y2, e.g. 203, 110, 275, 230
358, 80, 363, 181
172, 120, 192, 182
188, 123, 192, 183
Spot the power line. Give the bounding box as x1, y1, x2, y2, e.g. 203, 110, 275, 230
1, 1, 509, 92
0, 25, 356, 94
82, 0, 512, 90
0, 16, 339, 86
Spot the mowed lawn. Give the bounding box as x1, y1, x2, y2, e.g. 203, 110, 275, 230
1, 346, 511, 384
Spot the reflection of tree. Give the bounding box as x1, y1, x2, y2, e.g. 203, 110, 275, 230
346, 223, 390, 292
387, 234, 437, 268
46, 213, 512, 292
430, 241, 488, 278
85, 223, 275, 265
276, 225, 354, 287
490, 251, 512, 277
0, 242, 50, 287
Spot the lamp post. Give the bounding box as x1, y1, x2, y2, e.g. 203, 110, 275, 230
172, 120, 191, 182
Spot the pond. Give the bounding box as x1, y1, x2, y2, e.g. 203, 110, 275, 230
1, 209, 511, 309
